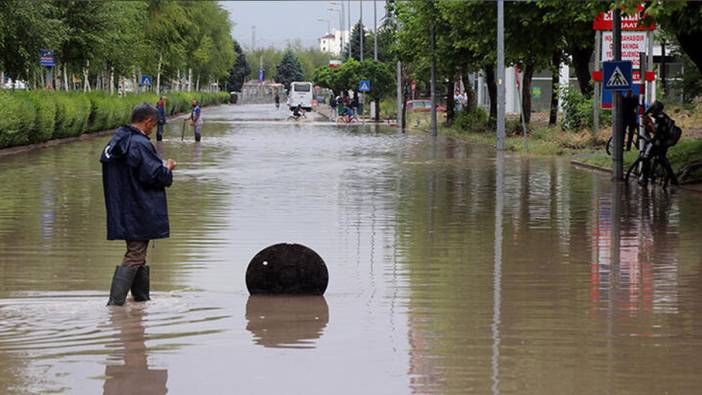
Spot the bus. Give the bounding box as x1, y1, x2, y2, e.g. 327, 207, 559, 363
287, 81, 314, 111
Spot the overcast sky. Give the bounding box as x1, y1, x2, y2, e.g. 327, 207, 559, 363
219, 1, 387, 50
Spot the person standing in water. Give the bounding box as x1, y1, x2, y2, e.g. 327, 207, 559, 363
100, 104, 176, 306
155, 96, 167, 141
190, 99, 203, 142
274, 92, 280, 109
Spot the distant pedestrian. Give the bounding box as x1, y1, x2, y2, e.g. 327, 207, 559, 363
274, 93, 280, 109
330, 94, 337, 119
622, 90, 639, 151
351, 91, 359, 115
100, 103, 177, 306
336, 96, 345, 118
190, 99, 203, 142
156, 96, 167, 141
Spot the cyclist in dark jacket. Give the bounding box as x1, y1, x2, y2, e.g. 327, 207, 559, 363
100, 103, 177, 306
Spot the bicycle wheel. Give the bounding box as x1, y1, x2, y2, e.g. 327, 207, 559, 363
625, 157, 642, 183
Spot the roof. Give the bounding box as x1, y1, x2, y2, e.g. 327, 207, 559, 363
320, 33, 335, 39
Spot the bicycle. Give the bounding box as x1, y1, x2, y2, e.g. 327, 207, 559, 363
605, 129, 639, 155
287, 110, 307, 121
624, 104, 680, 188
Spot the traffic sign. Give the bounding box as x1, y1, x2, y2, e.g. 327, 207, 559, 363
39, 50, 55, 67
140, 75, 152, 86
603, 61, 632, 91
359, 79, 371, 92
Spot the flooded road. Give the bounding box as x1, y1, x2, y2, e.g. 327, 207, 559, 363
2, 103, 702, 394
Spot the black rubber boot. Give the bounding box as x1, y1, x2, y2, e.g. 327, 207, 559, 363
131, 265, 151, 302
107, 266, 138, 306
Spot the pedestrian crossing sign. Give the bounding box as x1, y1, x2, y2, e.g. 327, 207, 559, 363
602, 61, 632, 91
359, 80, 371, 92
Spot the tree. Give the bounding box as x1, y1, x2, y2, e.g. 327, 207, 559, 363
356, 61, 394, 121
0, 1, 66, 83
343, 21, 373, 61
275, 49, 304, 91
641, 1, 702, 76
144, 0, 189, 94
227, 40, 249, 92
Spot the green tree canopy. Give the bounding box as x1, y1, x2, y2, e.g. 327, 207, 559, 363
275, 49, 304, 90
228, 40, 249, 92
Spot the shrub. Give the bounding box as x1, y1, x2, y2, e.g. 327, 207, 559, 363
561, 86, 612, 132
0, 90, 229, 148
454, 108, 489, 132
0, 92, 36, 148
25, 92, 57, 143
53, 94, 91, 138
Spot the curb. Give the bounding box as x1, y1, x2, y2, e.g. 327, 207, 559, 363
571, 158, 702, 195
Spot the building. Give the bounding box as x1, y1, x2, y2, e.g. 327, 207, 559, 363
319, 30, 349, 56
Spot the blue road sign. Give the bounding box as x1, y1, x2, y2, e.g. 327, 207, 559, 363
601, 83, 641, 109
359, 79, 371, 92
602, 61, 632, 92
258, 68, 264, 82
39, 50, 55, 67
140, 75, 152, 86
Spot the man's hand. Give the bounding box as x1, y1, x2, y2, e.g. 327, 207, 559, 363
165, 159, 177, 171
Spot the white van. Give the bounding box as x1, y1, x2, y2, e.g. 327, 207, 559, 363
287, 81, 314, 111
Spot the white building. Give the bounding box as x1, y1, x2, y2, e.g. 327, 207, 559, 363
319, 30, 349, 56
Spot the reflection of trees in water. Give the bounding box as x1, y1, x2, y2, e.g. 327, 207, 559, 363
396, 141, 496, 394
394, 140, 702, 393
245, 296, 328, 349
103, 307, 167, 395
0, 136, 232, 293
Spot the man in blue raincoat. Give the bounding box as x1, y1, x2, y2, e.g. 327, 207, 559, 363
100, 103, 177, 306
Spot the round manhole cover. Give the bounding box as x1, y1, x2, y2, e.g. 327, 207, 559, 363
245, 243, 329, 295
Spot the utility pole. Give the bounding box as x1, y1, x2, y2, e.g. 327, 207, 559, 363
373, 0, 378, 61
396, 13, 403, 130
593, 30, 601, 134
430, 21, 437, 137
360, 0, 364, 61
496, 0, 505, 150
251, 25, 256, 51
397, 60, 402, 129
347, 0, 352, 60
612, 7, 624, 181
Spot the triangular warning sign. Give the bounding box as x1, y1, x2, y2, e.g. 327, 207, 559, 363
360, 81, 369, 90
606, 66, 629, 88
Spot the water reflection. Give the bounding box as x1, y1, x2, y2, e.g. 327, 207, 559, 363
103, 307, 168, 394
245, 296, 329, 349
590, 182, 681, 324
491, 151, 505, 395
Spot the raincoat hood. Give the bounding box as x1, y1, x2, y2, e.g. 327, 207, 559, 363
100, 125, 140, 164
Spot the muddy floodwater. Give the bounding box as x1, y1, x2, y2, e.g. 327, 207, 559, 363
2, 104, 702, 394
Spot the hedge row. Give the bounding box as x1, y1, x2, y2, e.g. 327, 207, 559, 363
0, 91, 230, 149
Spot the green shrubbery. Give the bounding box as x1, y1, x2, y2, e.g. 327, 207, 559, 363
0, 91, 229, 149
454, 108, 490, 132
561, 86, 611, 132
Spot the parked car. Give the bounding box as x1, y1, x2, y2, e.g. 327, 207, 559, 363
407, 99, 446, 113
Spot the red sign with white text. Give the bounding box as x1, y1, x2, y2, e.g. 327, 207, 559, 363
593, 5, 655, 31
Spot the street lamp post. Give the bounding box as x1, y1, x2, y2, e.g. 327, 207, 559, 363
317, 18, 331, 34
373, 0, 378, 61
328, 5, 343, 49
347, 0, 352, 60
496, 0, 505, 150
360, 0, 364, 62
